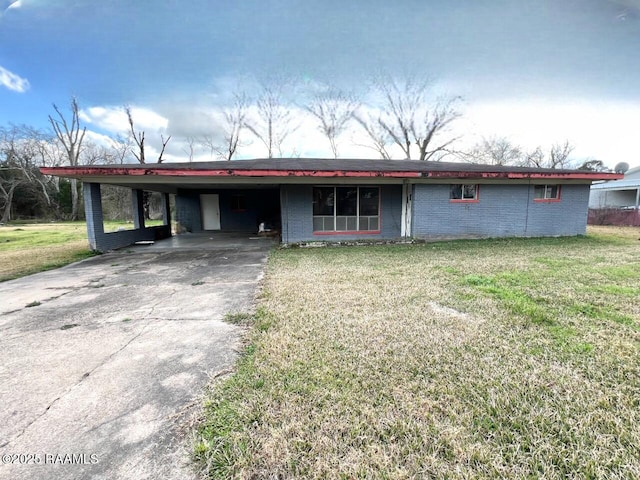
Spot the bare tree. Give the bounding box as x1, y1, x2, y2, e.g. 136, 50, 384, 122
182, 136, 198, 162
126, 107, 146, 164
126, 106, 171, 164
352, 111, 393, 160
522, 146, 545, 168
125, 107, 171, 219
521, 141, 575, 169
157, 134, 171, 163
222, 93, 248, 160
356, 77, 461, 161
0, 126, 58, 222
463, 136, 523, 165
0, 127, 30, 223
48, 98, 86, 220
111, 134, 133, 165
0, 161, 24, 223
200, 93, 249, 161
81, 142, 119, 166
245, 84, 297, 158
306, 90, 359, 159
578, 159, 609, 172
548, 140, 574, 169
199, 135, 218, 161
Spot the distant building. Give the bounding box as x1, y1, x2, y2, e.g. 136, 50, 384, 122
589, 166, 640, 226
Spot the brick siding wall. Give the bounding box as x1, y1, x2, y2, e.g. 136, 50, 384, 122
412, 183, 590, 239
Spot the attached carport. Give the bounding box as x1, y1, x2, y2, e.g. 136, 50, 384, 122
41, 162, 284, 252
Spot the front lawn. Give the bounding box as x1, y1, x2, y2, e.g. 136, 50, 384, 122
195, 226, 640, 478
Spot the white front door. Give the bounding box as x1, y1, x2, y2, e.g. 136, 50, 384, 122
200, 194, 221, 230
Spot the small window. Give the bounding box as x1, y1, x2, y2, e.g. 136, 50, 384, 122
534, 185, 561, 202
450, 184, 478, 202
231, 194, 247, 211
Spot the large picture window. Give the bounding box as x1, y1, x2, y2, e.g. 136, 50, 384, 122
313, 186, 380, 232
534, 184, 561, 202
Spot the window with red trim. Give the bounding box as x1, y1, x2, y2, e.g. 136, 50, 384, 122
312, 186, 380, 232
534, 185, 561, 202
450, 184, 479, 202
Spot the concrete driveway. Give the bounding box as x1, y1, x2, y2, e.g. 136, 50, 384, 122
0, 234, 274, 480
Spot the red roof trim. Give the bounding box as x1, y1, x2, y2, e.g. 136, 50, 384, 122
40, 167, 421, 178
424, 171, 620, 180
40, 166, 622, 181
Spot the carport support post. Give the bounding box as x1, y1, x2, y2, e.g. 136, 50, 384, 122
83, 182, 104, 251
161, 193, 171, 226
131, 189, 145, 229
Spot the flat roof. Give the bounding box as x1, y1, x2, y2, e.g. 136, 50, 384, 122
591, 179, 640, 191
42, 158, 622, 182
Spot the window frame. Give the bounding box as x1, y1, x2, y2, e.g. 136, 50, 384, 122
312, 186, 381, 235
533, 184, 561, 203
449, 184, 480, 203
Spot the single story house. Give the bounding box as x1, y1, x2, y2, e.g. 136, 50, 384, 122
41, 158, 621, 251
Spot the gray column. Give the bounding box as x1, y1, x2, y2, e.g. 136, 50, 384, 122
83, 183, 104, 251
131, 189, 145, 229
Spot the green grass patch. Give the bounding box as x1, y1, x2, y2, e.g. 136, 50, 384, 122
223, 312, 254, 326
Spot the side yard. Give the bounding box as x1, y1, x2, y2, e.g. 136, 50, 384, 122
195, 226, 640, 478
0, 221, 162, 281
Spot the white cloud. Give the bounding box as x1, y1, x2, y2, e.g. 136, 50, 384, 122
7, 0, 22, 9
80, 105, 168, 135
0, 65, 29, 92
84, 130, 121, 149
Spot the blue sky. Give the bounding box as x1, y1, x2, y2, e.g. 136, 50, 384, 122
1, 0, 639, 167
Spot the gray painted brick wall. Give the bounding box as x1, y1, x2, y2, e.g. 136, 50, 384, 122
175, 193, 202, 232
412, 183, 590, 239
83, 183, 171, 252
280, 184, 403, 243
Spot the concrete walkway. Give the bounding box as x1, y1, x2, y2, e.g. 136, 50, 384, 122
0, 234, 274, 479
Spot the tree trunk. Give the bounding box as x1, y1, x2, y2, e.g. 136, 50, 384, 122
143, 191, 151, 220
1, 184, 16, 224
70, 178, 79, 221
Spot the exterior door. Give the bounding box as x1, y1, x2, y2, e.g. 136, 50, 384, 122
200, 194, 221, 230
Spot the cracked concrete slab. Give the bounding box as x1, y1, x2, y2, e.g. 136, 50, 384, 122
0, 234, 274, 480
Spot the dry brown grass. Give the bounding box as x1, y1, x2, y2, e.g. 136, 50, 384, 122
0, 239, 90, 281
196, 226, 640, 479
0, 222, 99, 281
